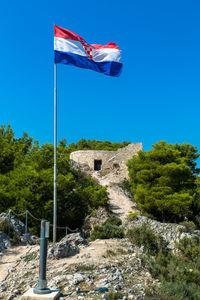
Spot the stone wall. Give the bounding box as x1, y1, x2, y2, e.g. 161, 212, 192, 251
70, 143, 143, 176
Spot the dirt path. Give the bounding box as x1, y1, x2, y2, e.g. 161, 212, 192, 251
107, 186, 135, 222
0, 239, 129, 285
54, 239, 127, 270
0, 245, 33, 282
92, 172, 137, 223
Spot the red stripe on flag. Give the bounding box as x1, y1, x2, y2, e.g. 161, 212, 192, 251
54, 25, 81, 41
91, 43, 120, 50
54, 25, 121, 51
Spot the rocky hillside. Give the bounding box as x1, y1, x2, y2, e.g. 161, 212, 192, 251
0, 171, 199, 299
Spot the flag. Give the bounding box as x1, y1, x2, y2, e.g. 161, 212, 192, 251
54, 25, 122, 77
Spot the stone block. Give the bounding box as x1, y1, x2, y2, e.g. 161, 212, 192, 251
20, 288, 60, 300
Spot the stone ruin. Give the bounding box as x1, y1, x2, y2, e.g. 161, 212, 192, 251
70, 143, 143, 178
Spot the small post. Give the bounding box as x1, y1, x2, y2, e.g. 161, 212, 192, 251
8, 209, 11, 238
34, 220, 50, 294
66, 226, 68, 236
25, 210, 28, 240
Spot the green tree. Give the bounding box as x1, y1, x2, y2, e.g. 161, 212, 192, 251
127, 141, 200, 222
0, 125, 109, 237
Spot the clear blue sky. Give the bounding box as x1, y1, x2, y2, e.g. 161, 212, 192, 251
1, 0, 200, 152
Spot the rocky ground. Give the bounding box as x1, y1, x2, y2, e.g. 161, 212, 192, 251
0, 171, 199, 299
0, 236, 158, 300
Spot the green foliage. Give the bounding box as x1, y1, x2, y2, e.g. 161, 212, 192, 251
90, 223, 124, 241
0, 218, 20, 245
116, 247, 127, 255
144, 235, 200, 299
0, 125, 109, 238
106, 249, 117, 257
176, 236, 200, 261
105, 291, 125, 300
24, 252, 37, 262
0, 218, 10, 233
126, 223, 168, 255
127, 211, 138, 221
103, 215, 122, 226
90, 215, 123, 241
74, 264, 95, 272
67, 138, 130, 152
179, 221, 196, 233
127, 141, 200, 222
118, 178, 132, 197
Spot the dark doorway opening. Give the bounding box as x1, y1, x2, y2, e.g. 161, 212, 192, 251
94, 160, 102, 171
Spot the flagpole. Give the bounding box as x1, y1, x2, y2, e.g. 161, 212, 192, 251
53, 62, 57, 243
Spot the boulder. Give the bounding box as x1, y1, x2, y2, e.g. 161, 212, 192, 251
47, 234, 84, 259
62, 232, 87, 247
0, 213, 25, 236
0, 232, 11, 251
0, 213, 38, 245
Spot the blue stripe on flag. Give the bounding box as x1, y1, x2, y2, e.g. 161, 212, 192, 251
54, 50, 122, 77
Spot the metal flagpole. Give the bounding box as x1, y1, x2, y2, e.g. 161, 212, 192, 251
53, 63, 57, 243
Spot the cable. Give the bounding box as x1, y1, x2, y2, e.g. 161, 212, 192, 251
10, 210, 27, 217
27, 210, 42, 222
9, 209, 80, 232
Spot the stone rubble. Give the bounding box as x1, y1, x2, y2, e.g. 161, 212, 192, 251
125, 215, 200, 250
0, 238, 158, 300
0, 213, 38, 250
0, 212, 26, 237
48, 233, 87, 259
0, 232, 11, 252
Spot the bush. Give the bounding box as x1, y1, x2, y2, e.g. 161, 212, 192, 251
176, 236, 200, 261
179, 221, 196, 233
0, 218, 20, 245
24, 252, 37, 262
90, 223, 124, 241
126, 223, 168, 255
118, 178, 132, 197
105, 291, 125, 300
0, 218, 10, 233
103, 215, 122, 226
144, 236, 200, 299
127, 211, 138, 221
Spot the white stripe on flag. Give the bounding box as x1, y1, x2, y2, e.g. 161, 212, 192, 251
54, 37, 86, 56
54, 37, 122, 63
92, 48, 121, 63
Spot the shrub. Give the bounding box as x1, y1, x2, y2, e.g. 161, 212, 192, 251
103, 215, 122, 226
105, 291, 125, 300
194, 215, 200, 229
0, 218, 20, 245
90, 223, 124, 241
144, 236, 200, 299
24, 252, 37, 262
127, 211, 138, 221
0, 218, 10, 233
117, 248, 127, 255
106, 250, 117, 257
176, 236, 200, 261
126, 223, 168, 255
179, 221, 196, 233
75, 264, 95, 272
118, 178, 132, 197
90, 209, 96, 217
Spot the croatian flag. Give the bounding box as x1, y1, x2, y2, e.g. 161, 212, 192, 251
54, 25, 122, 77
